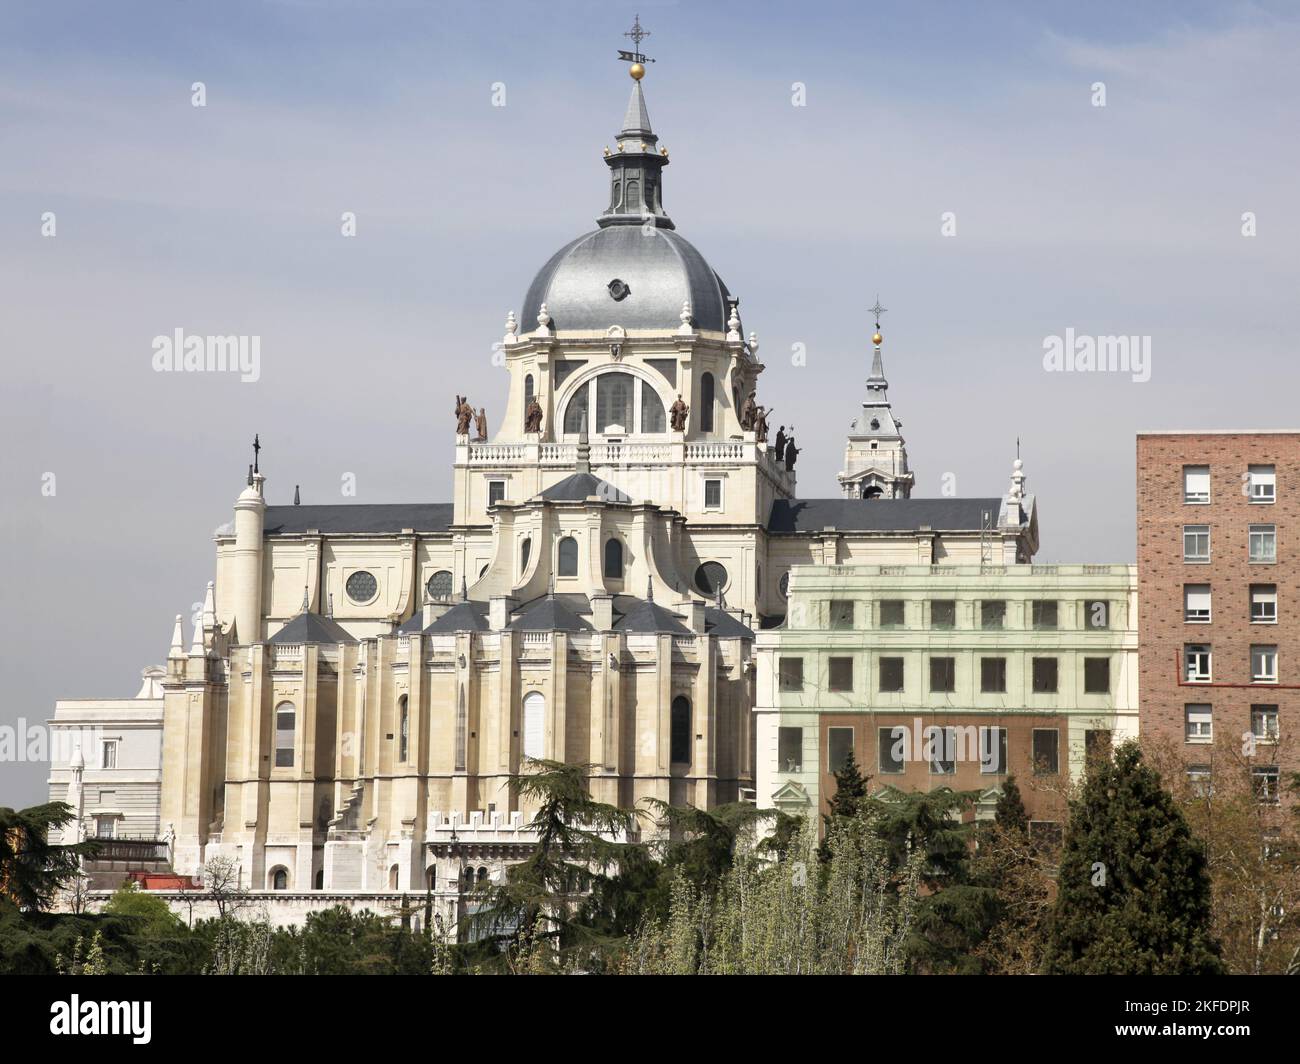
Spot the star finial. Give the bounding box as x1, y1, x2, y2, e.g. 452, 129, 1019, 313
868, 297, 887, 328
618, 14, 655, 77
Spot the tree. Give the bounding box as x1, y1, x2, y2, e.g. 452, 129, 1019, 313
200, 855, 250, 920
1043, 741, 1223, 974
994, 775, 1029, 835
0, 803, 95, 912
104, 881, 184, 938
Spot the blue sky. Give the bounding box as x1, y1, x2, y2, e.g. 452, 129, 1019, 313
2, 0, 1299, 805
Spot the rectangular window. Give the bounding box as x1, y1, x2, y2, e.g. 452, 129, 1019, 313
1249, 524, 1276, 563
1248, 464, 1276, 503
1031, 600, 1058, 630
927, 726, 956, 775
1084, 657, 1110, 694
878, 657, 905, 693
878, 726, 906, 774
929, 656, 956, 693
703, 478, 722, 509
979, 727, 1008, 775
275, 707, 295, 768
1184, 584, 1211, 623
1032, 728, 1060, 775
1183, 524, 1210, 563
100, 740, 118, 770
878, 599, 905, 628
1185, 644, 1212, 683
1183, 465, 1210, 504
1251, 584, 1277, 624
828, 656, 854, 692
487, 479, 506, 508
1253, 765, 1281, 805
1251, 705, 1279, 743
827, 727, 855, 774
980, 657, 1007, 693
1185, 704, 1212, 743
1082, 599, 1111, 629
1031, 657, 1058, 693
980, 601, 1006, 630
1187, 765, 1212, 798
828, 600, 855, 630
777, 726, 803, 772
930, 599, 956, 629
778, 657, 804, 692
1251, 645, 1278, 683
95, 816, 116, 839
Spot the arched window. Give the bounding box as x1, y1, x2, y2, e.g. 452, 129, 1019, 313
520, 537, 532, 576
523, 374, 535, 431
270, 867, 288, 891
604, 538, 624, 579
671, 696, 691, 765
596, 373, 634, 433
398, 695, 409, 763
455, 684, 467, 772
426, 866, 437, 890
557, 536, 578, 577
389, 864, 400, 890
314, 869, 324, 889
563, 381, 589, 435
523, 691, 545, 761
477, 866, 489, 884
274, 702, 295, 768
640, 384, 666, 433
700, 373, 715, 433
611, 179, 622, 210
625, 179, 640, 210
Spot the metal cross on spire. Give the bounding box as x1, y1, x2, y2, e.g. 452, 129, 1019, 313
868, 296, 888, 328
252, 433, 261, 474
618, 14, 655, 65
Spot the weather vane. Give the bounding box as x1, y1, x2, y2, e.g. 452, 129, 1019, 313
618, 14, 655, 73
868, 296, 887, 328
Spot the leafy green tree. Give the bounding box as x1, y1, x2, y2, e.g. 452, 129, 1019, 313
0, 803, 95, 911
1043, 741, 1223, 974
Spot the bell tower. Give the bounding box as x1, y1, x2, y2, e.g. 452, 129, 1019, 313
837, 300, 914, 499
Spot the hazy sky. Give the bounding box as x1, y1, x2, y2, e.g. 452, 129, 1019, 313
2, 0, 1298, 806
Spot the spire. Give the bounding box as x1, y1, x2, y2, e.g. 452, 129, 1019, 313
646, 575, 654, 602
621, 79, 654, 139
294, 484, 301, 505
576, 426, 591, 475
600, 19, 672, 230
300, 585, 310, 614
189, 612, 205, 657
169, 614, 185, 658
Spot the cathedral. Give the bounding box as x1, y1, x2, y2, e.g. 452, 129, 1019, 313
49, 59, 1038, 911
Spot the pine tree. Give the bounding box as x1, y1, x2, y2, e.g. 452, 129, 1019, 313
1043, 741, 1223, 974
818, 751, 868, 861
994, 775, 1029, 835
0, 803, 94, 912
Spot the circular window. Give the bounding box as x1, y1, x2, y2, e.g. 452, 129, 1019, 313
345, 570, 378, 603
427, 570, 453, 600
779, 572, 790, 598
695, 562, 728, 597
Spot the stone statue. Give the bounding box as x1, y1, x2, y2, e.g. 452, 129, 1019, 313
740, 390, 757, 431
754, 405, 770, 443
784, 430, 799, 472
669, 393, 689, 433
474, 407, 488, 442
524, 395, 544, 434
774, 425, 786, 457
455, 395, 473, 436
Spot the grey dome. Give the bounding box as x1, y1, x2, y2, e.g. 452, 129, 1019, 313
522, 225, 731, 334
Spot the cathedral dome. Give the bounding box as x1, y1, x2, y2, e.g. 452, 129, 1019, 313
521, 225, 731, 334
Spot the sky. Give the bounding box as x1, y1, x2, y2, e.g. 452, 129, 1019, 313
2, 0, 1298, 806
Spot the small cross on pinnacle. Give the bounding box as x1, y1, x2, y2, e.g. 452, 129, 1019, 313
868, 297, 887, 328
252, 433, 261, 474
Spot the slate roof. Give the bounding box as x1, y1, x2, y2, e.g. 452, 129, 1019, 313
424, 601, 490, 634
767, 498, 1005, 533
612, 598, 692, 635
539, 473, 630, 503
263, 503, 454, 535
509, 594, 592, 633
704, 607, 754, 639
270, 611, 357, 645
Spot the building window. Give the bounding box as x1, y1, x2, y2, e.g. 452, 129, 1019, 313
1187, 765, 1212, 798
1185, 704, 1212, 743
1185, 644, 1212, 683
519, 537, 532, 576
703, 478, 723, 509
980, 657, 1007, 693
522, 691, 545, 760
596, 372, 635, 433
699, 373, 714, 433
1248, 464, 1276, 503
1083, 599, 1110, 629
930, 600, 956, 629
1249, 524, 1276, 563
1252, 705, 1279, 743
827, 727, 855, 774
427, 570, 453, 600
695, 562, 728, 597
670, 696, 691, 765
1182, 465, 1210, 504
979, 727, 1008, 775
929, 656, 955, 693
1183, 524, 1210, 563
426, 867, 437, 891
274, 703, 295, 768
1253, 765, 1281, 805
1032, 728, 1060, 775
980, 601, 1006, 630
828, 657, 854, 692
455, 685, 467, 772
100, 739, 118, 770
640, 383, 667, 433
1251, 645, 1278, 683
604, 538, 624, 579
829, 600, 855, 630
487, 480, 506, 508
777, 726, 803, 772
878, 726, 906, 774
778, 657, 804, 691
398, 696, 409, 763
1031, 600, 1058, 630
878, 657, 905, 693
1184, 584, 1211, 623
557, 536, 578, 577
271, 868, 288, 891
389, 865, 400, 890
1031, 657, 1058, 693
1083, 657, 1110, 694
1251, 584, 1277, 624
94, 816, 116, 839
927, 726, 956, 775
563, 381, 589, 435
877, 599, 905, 628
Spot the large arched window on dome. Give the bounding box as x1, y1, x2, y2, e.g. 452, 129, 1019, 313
596, 373, 634, 433
563, 382, 589, 435
563, 372, 671, 437
700, 373, 715, 433
557, 536, 578, 577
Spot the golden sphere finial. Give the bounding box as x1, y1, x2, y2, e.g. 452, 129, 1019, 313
629, 62, 645, 81
872, 330, 883, 346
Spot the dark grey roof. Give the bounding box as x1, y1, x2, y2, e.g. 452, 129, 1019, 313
613, 598, 692, 635
270, 611, 357, 645
264, 504, 454, 536
539, 472, 630, 503
424, 601, 489, 634
509, 594, 592, 633
521, 225, 731, 334
705, 607, 754, 639
767, 498, 1004, 533
397, 610, 426, 634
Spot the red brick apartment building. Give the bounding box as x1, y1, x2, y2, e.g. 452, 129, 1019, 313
1137, 431, 1300, 805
